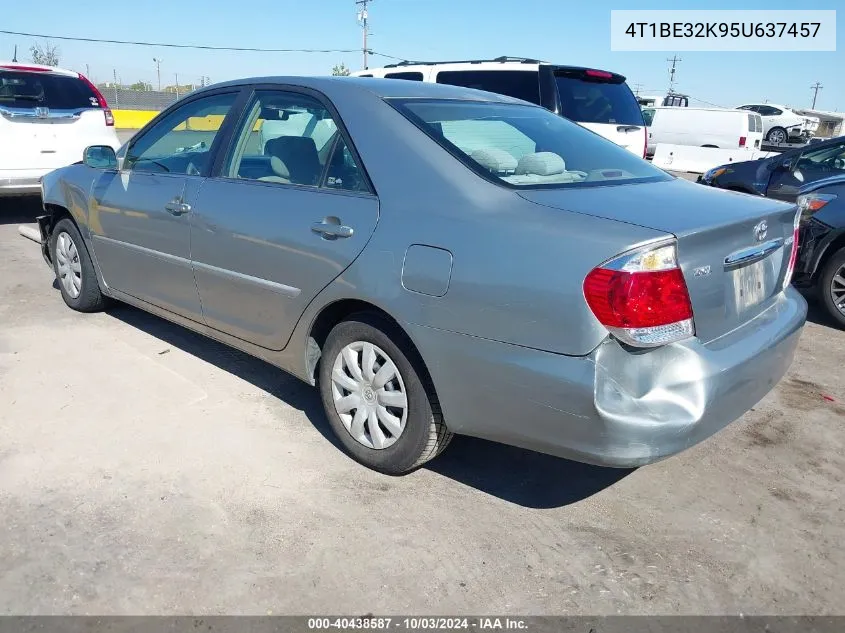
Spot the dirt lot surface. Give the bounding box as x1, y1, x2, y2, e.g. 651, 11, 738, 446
1, 197, 843, 615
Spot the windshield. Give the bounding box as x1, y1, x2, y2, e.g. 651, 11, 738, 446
393, 99, 669, 189
0, 71, 100, 110
555, 74, 644, 126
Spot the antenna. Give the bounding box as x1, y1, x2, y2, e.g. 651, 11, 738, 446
667, 55, 681, 94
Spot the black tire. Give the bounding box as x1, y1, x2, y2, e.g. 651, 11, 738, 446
766, 127, 788, 144
318, 314, 452, 474
818, 247, 845, 328
50, 218, 107, 313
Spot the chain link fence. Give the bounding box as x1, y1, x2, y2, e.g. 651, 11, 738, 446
106, 88, 186, 111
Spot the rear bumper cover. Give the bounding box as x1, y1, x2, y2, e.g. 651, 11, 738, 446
408, 286, 807, 467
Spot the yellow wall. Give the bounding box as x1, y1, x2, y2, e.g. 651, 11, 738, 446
112, 110, 264, 132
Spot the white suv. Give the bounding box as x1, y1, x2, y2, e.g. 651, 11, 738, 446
735, 103, 820, 144
352, 57, 647, 157
1, 62, 121, 196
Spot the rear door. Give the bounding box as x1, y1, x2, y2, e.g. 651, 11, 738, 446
0, 67, 112, 172
189, 87, 379, 350
553, 68, 646, 157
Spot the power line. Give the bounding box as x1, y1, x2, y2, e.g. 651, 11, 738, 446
0, 29, 403, 60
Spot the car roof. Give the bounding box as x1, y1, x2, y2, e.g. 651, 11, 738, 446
196, 75, 530, 104
0, 61, 79, 77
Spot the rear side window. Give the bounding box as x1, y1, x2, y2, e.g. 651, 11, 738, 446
0, 71, 100, 110
555, 72, 643, 126
747, 114, 763, 133
435, 70, 541, 105
385, 72, 424, 81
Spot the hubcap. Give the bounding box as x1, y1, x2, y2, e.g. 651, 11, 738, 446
831, 264, 845, 316
55, 231, 82, 299
769, 129, 786, 144
330, 341, 408, 450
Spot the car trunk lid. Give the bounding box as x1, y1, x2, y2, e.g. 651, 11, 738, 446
519, 178, 798, 343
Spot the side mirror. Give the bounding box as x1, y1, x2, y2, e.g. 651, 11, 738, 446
83, 145, 118, 170
777, 156, 795, 171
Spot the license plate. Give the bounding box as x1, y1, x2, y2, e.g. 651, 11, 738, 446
732, 260, 768, 312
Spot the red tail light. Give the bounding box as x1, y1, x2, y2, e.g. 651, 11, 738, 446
643, 126, 648, 159
585, 69, 613, 79
584, 242, 694, 347
77, 73, 115, 126
739, 136, 747, 147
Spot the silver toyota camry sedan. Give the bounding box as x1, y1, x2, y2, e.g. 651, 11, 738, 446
37, 77, 807, 474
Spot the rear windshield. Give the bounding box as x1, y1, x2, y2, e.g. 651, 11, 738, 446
393, 99, 668, 189
0, 71, 100, 110
555, 72, 643, 126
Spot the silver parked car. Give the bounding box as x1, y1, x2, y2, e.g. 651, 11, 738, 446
38, 77, 807, 474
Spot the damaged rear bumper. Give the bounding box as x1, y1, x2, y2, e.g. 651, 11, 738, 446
406, 286, 807, 467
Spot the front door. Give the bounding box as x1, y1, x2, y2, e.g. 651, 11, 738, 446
767, 141, 845, 202
88, 91, 239, 320
189, 89, 379, 349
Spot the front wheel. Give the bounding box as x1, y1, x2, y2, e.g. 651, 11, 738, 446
766, 127, 788, 144
50, 218, 107, 312
819, 247, 845, 328
318, 315, 452, 474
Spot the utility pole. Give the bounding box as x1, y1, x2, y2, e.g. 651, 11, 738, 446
85, 64, 90, 78
667, 55, 681, 94
633, 83, 643, 97
12, 45, 17, 63
810, 82, 823, 109
175, 73, 179, 98
356, 0, 372, 70
153, 57, 163, 91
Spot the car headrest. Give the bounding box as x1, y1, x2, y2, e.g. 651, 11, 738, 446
515, 152, 566, 176
471, 148, 518, 173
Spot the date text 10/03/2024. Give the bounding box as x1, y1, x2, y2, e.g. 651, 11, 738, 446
307, 618, 528, 630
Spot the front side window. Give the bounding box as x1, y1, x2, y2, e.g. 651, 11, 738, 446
393, 99, 668, 189
435, 70, 541, 105
125, 92, 237, 175
226, 90, 369, 192
642, 108, 656, 126
797, 142, 845, 172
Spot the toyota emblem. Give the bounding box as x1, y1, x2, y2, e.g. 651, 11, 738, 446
753, 220, 768, 242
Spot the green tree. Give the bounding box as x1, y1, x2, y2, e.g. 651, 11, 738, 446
331, 63, 351, 77
30, 41, 60, 66
129, 81, 153, 92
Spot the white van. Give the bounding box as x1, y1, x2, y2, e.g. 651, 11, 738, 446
353, 57, 647, 157
644, 107, 763, 157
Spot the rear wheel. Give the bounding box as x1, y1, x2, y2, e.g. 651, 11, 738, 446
819, 247, 845, 328
318, 314, 452, 474
50, 218, 106, 312
766, 127, 788, 144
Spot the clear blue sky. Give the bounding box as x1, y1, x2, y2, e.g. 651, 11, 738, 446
1, 0, 841, 111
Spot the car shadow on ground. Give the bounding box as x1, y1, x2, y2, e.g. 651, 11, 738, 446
0, 196, 42, 225
798, 289, 843, 331
105, 302, 632, 509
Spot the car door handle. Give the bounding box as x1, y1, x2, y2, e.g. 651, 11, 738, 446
311, 221, 354, 239
164, 201, 191, 216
